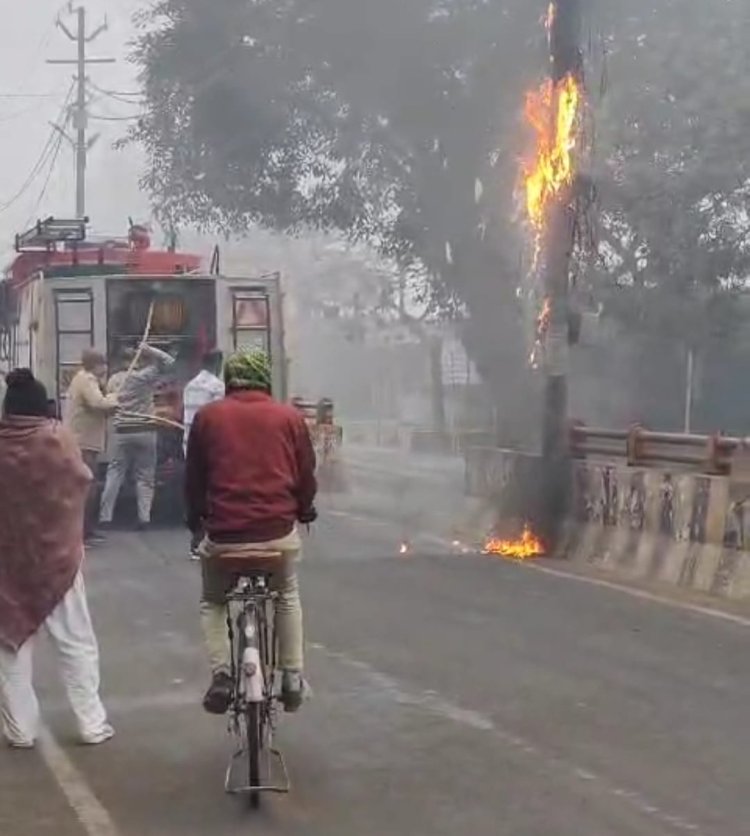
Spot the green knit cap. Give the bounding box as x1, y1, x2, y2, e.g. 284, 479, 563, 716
224, 349, 272, 392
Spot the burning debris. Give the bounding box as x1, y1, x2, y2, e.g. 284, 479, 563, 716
483, 524, 545, 560
399, 542, 411, 556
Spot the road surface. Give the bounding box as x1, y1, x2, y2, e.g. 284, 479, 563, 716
1, 511, 748, 835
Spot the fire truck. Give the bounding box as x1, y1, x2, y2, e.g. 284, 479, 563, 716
0, 217, 287, 519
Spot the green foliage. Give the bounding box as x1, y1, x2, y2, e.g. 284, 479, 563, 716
592, 0, 750, 348
131, 0, 750, 405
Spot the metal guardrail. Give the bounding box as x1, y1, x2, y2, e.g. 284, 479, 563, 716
570, 424, 746, 475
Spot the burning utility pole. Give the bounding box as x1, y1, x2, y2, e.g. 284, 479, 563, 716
522, 0, 584, 539
544, 0, 582, 459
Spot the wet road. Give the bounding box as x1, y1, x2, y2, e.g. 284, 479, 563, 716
1, 511, 749, 835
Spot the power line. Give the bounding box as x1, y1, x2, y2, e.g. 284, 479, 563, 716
0, 83, 75, 215
0, 136, 58, 214
89, 111, 140, 122
23, 129, 67, 228
88, 86, 144, 123
0, 88, 66, 123
0, 92, 60, 99
87, 80, 143, 103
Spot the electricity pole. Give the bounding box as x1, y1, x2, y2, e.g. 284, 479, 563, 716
541, 0, 583, 537
47, 6, 115, 219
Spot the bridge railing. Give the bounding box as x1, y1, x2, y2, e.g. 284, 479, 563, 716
570, 424, 745, 476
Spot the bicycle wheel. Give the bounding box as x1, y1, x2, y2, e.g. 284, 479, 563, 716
246, 701, 262, 809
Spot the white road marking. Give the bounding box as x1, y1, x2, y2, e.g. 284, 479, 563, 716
312, 642, 703, 834
522, 562, 750, 629
324, 510, 750, 629
38, 726, 120, 836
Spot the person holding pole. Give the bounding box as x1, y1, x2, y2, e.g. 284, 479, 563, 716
99, 342, 175, 530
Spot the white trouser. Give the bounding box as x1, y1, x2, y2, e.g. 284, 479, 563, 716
0, 571, 110, 746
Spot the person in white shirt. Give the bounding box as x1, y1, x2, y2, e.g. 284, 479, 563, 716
183, 350, 225, 454
183, 351, 225, 558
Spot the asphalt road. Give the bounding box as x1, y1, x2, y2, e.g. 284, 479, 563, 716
1, 511, 749, 836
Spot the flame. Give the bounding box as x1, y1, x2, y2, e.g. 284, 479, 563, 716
522, 73, 581, 236
483, 524, 545, 560
399, 542, 410, 555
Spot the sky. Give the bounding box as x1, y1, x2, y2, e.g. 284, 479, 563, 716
0, 1, 419, 288
0, 1, 148, 248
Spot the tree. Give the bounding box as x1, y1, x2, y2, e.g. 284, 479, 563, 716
591, 0, 750, 342
129, 0, 545, 440
131, 0, 750, 434
578, 0, 750, 428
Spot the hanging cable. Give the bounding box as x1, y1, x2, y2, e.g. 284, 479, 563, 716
87, 80, 143, 104
0, 135, 58, 214
89, 112, 141, 122
0, 89, 65, 123
23, 129, 66, 227
0, 81, 75, 215
0, 92, 60, 99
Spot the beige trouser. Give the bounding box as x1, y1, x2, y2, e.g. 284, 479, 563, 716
199, 528, 303, 674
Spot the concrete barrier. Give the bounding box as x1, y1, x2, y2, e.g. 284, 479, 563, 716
337, 443, 750, 603
564, 460, 750, 601
464, 445, 750, 603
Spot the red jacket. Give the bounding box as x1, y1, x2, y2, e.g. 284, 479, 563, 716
185, 391, 317, 543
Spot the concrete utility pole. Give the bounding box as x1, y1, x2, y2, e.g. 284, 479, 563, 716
541, 0, 583, 536
47, 6, 115, 218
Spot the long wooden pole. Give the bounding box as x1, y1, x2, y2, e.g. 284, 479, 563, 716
122, 300, 155, 384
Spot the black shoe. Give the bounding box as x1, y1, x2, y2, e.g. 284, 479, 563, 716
135, 520, 149, 532
203, 671, 233, 715
281, 670, 305, 713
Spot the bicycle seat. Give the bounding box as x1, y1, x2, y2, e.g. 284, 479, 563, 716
210, 548, 286, 576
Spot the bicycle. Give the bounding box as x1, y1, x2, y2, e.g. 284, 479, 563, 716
221, 549, 291, 808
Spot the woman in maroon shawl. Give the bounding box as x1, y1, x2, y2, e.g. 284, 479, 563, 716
0, 369, 113, 747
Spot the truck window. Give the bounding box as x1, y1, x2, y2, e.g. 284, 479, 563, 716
231, 291, 269, 352
55, 289, 93, 403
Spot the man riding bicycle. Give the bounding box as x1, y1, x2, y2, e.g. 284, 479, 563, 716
185, 350, 317, 715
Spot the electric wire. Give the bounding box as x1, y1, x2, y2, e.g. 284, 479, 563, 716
0, 81, 75, 215
23, 128, 67, 228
